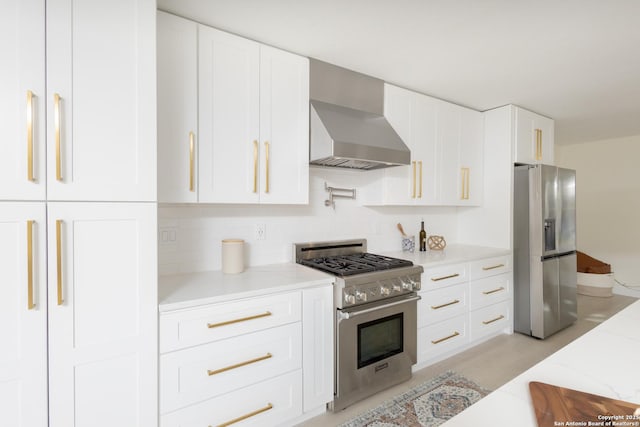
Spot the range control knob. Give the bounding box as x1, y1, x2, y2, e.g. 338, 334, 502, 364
355, 290, 367, 302
344, 293, 356, 305
392, 284, 402, 293
402, 280, 411, 290
380, 285, 391, 296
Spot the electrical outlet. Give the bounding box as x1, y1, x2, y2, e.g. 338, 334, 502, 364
255, 223, 266, 240
159, 227, 178, 246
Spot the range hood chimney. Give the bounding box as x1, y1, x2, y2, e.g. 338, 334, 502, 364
309, 59, 410, 170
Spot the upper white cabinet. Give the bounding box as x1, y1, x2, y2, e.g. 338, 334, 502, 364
46, 0, 156, 201
514, 106, 554, 165
0, 0, 46, 200
363, 84, 483, 206
157, 11, 198, 203
158, 13, 309, 204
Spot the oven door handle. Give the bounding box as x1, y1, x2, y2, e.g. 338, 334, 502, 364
339, 295, 421, 320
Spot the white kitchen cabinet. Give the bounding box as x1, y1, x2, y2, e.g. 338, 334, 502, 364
0, 202, 48, 427
381, 84, 439, 205
46, 0, 156, 202
47, 202, 157, 427
514, 106, 554, 165
196, 23, 309, 204
0, 0, 46, 201
157, 11, 198, 203
363, 84, 482, 206
415, 253, 512, 368
438, 101, 484, 206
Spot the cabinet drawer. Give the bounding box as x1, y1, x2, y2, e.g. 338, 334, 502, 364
469, 273, 512, 310
160, 291, 301, 353
161, 370, 302, 427
470, 300, 511, 341
417, 315, 468, 364
469, 255, 512, 280
418, 283, 467, 327
160, 322, 302, 413
422, 263, 468, 290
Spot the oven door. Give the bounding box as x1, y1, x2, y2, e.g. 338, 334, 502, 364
333, 293, 420, 411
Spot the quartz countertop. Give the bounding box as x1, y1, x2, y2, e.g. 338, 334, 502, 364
381, 244, 511, 268
158, 263, 334, 312
443, 299, 640, 426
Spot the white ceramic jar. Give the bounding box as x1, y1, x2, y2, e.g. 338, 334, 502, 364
221, 239, 244, 274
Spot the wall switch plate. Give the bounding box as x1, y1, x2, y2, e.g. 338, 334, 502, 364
255, 223, 266, 240
159, 226, 178, 246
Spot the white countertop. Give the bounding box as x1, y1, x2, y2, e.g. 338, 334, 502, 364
382, 244, 511, 268
158, 263, 334, 312
443, 299, 640, 426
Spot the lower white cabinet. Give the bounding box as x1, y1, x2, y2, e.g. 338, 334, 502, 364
416, 253, 512, 367
159, 284, 333, 426
0, 202, 158, 427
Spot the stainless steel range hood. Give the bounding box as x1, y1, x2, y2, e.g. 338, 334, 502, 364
309, 59, 410, 170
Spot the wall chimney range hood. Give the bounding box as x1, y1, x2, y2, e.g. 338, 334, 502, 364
309, 59, 410, 170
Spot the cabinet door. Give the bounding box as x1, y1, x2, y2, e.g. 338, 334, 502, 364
302, 285, 334, 412
515, 107, 554, 165
0, 0, 46, 200
383, 84, 416, 205
47, 202, 157, 427
0, 202, 48, 427
412, 94, 439, 204
199, 25, 260, 203
258, 45, 309, 204
46, 0, 156, 201
157, 11, 198, 203
458, 107, 484, 206
438, 101, 462, 205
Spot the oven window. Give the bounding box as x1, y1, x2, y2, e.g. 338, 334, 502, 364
357, 312, 403, 369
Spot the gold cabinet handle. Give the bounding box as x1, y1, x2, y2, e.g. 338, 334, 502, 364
189, 131, 195, 192
264, 141, 270, 193
482, 287, 505, 295
482, 263, 505, 271
431, 273, 460, 282
411, 161, 416, 198
431, 299, 460, 310
27, 220, 35, 310
27, 90, 35, 182
418, 160, 423, 198
535, 128, 542, 160
54, 93, 62, 181
460, 167, 470, 200
212, 403, 273, 427
207, 353, 272, 376
56, 219, 64, 305
431, 331, 460, 345
252, 140, 258, 193
207, 311, 272, 329
482, 314, 505, 325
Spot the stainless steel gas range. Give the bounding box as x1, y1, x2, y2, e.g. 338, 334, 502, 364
294, 239, 424, 412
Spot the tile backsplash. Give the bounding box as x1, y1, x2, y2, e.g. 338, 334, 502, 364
158, 167, 459, 275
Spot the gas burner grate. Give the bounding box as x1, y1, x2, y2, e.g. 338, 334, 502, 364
301, 253, 412, 277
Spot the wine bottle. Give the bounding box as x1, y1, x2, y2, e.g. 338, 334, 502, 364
419, 220, 427, 251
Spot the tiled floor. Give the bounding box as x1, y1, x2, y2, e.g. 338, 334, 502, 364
299, 293, 638, 427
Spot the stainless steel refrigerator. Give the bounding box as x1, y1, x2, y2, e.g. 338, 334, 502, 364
514, 164, 577, 339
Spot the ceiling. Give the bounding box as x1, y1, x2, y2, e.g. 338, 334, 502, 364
158, 0, 640, 145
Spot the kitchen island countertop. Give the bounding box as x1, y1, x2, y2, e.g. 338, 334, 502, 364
443, 298, 640, 426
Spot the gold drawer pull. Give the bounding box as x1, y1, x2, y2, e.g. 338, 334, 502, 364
431, 331, 460, 345
482, 287, 505, 295
213, 403, 273, 427
482, 315, 505, 325
208, 353, 272, 376
482, 263, 505, 271
431, 273, 460, 282
431, 299, 460, 310
207, 311, 272, 329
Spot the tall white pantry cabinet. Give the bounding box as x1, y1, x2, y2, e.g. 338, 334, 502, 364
0, 1, 158, 427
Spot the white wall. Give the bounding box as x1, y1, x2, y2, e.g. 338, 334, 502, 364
555, 134, 640, 297
159, 167, 459, 275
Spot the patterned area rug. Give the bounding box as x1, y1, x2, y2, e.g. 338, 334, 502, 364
338, 371, 490, 427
